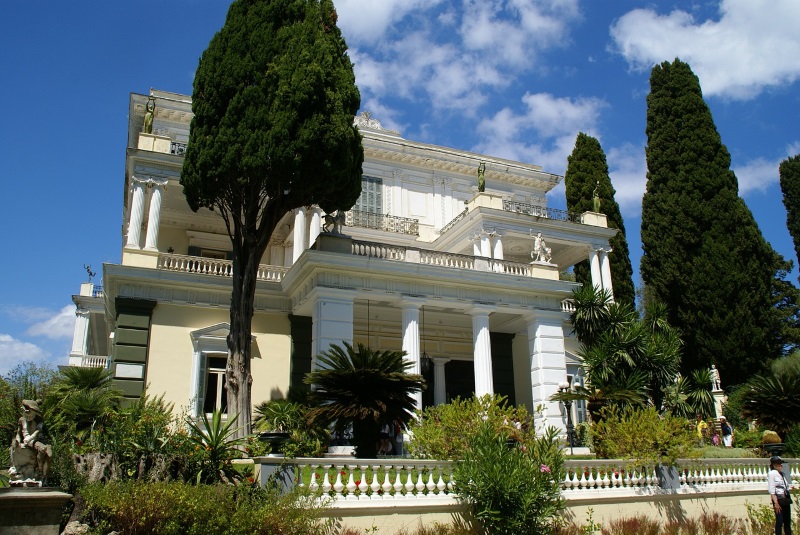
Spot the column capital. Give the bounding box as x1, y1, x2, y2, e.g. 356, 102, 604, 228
131, 175, 169, 188
467, 304, 494, 317
432, 357, 451, 366
524, 309, 565, 324
399, 296, 426, 309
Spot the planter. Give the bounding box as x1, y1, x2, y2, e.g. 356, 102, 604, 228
764, 443, 785, 455
258, 432, 291, 455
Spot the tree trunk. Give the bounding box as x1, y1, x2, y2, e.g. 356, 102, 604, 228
226, 235, 263, 439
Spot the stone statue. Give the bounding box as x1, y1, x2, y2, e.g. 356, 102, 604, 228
142, 97, 155, 134
323, 210, 346, 235
592, 181, 601, 212
8, 400, 52, 483
531, 232, 552, 263
710, 364, 722, 391
477, 162, 486, 193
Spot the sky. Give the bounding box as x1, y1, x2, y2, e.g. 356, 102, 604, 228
1, 0, 798, 377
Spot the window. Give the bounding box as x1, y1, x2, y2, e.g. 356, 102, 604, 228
200, 249, 227, 260
202, 354, 228, 415
354, 176, 383, 214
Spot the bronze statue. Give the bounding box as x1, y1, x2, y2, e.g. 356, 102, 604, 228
477, 162, 486, 193
8, 400, 52, 483
143, 97, 155, 134
323, 210, 346, 235
592, 181, 601, 212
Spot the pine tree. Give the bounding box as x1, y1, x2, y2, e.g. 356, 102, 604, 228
780, 155, 800, 270
641, 59, 779, 387
181, 0, 363, 436
565, 132, 636, 307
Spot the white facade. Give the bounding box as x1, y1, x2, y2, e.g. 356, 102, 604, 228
68, 89, 616, 433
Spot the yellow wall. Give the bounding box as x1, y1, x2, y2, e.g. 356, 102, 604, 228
146, 304, 292, 415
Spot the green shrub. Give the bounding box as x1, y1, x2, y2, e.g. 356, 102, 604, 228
407, 395, 536, 460
453, 421, 564, 534
591, 407, 696, 465
80, 481, 331, 535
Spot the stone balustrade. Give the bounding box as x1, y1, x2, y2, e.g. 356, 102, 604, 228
258, 456, 794, 510
79, 355, 109, 368
157, 253, 288, 282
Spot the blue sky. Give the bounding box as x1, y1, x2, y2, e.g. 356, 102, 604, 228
1, 0, 798, 376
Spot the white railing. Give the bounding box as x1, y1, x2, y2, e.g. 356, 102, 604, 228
489, 259, 532, 276
420, 251, 475, 270
80, 355, 109, 368
351, 241, 406, 260
259, 457, 794, 508
157, 253, 288, 282
561, 299, 575, 313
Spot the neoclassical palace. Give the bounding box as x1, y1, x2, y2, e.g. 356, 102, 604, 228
68, 89, 617, 432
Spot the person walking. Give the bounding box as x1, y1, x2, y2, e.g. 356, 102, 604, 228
720, 416, 734, 448
769, 455, 792, 534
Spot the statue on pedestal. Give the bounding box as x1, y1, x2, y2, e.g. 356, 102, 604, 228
531, 231, 552, 263
323, 210, 346, 235
592, 181, 601, 212
477, 162, 486, 193
710, 364, 722, 392
8, 400, 52, 484
142, 97, 155, 134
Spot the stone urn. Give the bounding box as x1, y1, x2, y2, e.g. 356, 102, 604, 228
257, 431, 291, 456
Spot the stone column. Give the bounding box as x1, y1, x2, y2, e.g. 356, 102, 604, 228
491, 232, 504, 260
472, 236, 481, 256
308, 208, 322, 248
144, 181, 167, 251
68, 308, 90, 365
589, 247, 602, 291
600, 248, 614, 300
433, 357, 450, 406
479, 231, 492, 258
310, 288, 354, 370
126, 179, 146, 248
292, 208, 307, 263
526, 311, 567, 431
469, 305, 494, 397
400, 298, 425, 412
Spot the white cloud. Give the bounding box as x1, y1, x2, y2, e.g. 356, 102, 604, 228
25, 305, 75, 340
734, 141, 800, 195
610, 0, 800, 100
0, 334, 48, 377
607, 143, 647, 217
342, 1, 582, 118
474, 93, 606, 171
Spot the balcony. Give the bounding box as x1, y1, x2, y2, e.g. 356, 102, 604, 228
157, 253, 288, 282
346, 210, 419, 236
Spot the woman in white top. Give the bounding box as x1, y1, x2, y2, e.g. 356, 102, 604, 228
769, 455, 792, 535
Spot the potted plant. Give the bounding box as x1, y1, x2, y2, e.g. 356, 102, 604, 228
762, 430, 784, 455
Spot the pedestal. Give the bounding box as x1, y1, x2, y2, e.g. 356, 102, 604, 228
0, 488, 72, 534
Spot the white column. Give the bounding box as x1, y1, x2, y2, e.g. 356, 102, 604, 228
589, 247, 602, 291
469, 306, 494, 397
308, 208, 322, 248
433, 178, 443, 229
491, 232, 504, 260
310, 288, 354, 370
472, 236, 481, 256
433, 357, 450, 406
126, 179, 146, 248
69, 308, 90, 365
479, 231, 491, 258
401, 298, 425, 412
144, 181, 166, 251
526, 311, 567, 431
269, 240, 285, 266
600, 248, 614, 301
292, 208, 307, 263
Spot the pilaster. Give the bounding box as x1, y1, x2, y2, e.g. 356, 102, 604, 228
310, 287, 355, 369
526, 310, 567, 431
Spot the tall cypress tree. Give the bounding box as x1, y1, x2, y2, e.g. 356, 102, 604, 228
779, 155, 800, 270
564, 132, 636, 307
641, 59, 779, 387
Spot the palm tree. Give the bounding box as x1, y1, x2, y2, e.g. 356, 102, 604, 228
741, 352, 800, 439
305, 342, 425, 458
45, 366, 123, 444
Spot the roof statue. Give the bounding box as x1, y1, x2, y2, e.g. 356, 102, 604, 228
477, 162, 486, 193
593, 181, 601, 212
323, 210, 346, 235
531, 231, 552, 263
142, 96, 155, 134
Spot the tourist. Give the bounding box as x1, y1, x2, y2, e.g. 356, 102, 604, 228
769, 455, 792, 534
720, 416, 734, 448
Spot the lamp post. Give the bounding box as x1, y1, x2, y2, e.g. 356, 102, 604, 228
558, 380, 575, 455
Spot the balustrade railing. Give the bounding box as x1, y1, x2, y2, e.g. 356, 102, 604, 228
170, 141, 187, 156
92, 285, 104, 298
80, 355, 109, 369
489, 259, 532, 276
351, 241, 406, 260
502, 200, 581, 223
157, 253, 287, 282
420, 250, 475, 270
346, 210, 419, 236
258, 457, 793, 508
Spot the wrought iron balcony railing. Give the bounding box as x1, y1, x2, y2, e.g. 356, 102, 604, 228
346, 210, 419, 236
